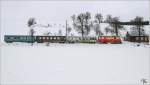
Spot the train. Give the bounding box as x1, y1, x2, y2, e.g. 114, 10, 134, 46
4, 35, 66, 43
124, 36, 149, 42
4, 35, 123, 44
124, 31, 149, 43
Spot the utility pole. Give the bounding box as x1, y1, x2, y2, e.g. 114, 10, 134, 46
115, 24, 118, 36
66, 20, 68, 42
138, 26, 141, 43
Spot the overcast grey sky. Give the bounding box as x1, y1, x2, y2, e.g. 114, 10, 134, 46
0, 0, 149, 42
1, 1, 149, 21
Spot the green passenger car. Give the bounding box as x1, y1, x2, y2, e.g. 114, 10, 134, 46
4, 35, 35, 43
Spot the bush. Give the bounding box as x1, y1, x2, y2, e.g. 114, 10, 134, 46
80, 40, 96, 44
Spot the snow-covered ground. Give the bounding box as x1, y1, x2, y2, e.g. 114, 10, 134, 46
0, 42, 149, 84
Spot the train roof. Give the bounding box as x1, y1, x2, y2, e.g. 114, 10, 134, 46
98, 35, 120, 37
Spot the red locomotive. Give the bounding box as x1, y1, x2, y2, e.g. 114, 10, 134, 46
97, 36, 122, 44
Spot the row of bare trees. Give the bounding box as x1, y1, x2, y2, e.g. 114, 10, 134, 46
71, 12, 146, 39
71, 12, 124, 39
27, 13, 147, 42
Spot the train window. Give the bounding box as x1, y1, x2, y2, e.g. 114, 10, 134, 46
73, 37, 75, 40
57, 37, 60, 40
23, 37, 25, 40
47, 37, 49, 39
145, 37, 147, 41
141, 37, 144, 41
10, 37, 14, 39
39, 37, 41, 39
26, 37, 28, 40
54, 37, 56, 40
50, 37, 52, 40
136, 37, 139, 40
20, 37, 23, 40
26, 37, 29, 40
43, 37, 45, 39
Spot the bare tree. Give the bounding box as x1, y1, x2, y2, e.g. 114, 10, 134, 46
77, 13, 85, 38
105, 15, 113, 23
105, 15, 114, 35
71, 12, 91, 39
111, 17, 124, 36
105, 15, 124, 36
29, 28, 35, 36
131, 16, 145, 43
71, 15, 76, 30
67, 26, 72, 36
93, 23, 103, 36
27, 18, 36, 27
104, 26, 111, 35
27, 17, 36, 45
94, 13, 103, 36
84, 12, 91, 35
95, 13, 103, 24
58, 29, 62, 36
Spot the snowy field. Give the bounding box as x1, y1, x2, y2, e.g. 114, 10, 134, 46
0, 42, 150, 84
